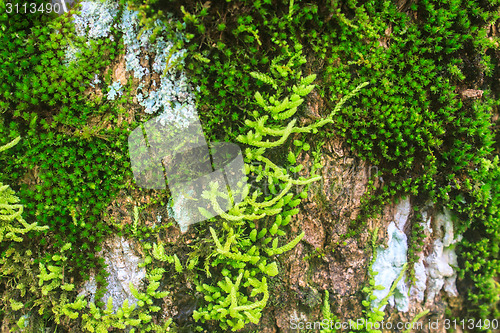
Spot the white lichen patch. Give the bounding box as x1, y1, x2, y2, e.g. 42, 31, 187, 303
373, 200, 462, 313
371, 196, 413, 312
425, 239, 459, 302
106, 81, 123, 100
410, 208, 461, 307
120, 9, 152, 80
420, 209, 433, 234
67, 0, 199, 129
423, 209, 461, 303
63, 0, 118, 66
411, 258, 427, 302
90, 74, 101, 88
371, 222, 409, 312
79, 236, 146, 313
438, 208, 457, 247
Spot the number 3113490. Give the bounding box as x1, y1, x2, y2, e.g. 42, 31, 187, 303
6, 2, 61, 14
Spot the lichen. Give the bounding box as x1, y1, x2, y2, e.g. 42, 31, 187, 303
423, 209, 461, 303
73, 0, 118, 39
120, 9, 151, 80
66, 1, 198, 129
371, 222, 409, 312
79, 237, 146, 313
409, 208, 461, 307
106, 81, 123, 101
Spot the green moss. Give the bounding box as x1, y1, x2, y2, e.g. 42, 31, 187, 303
1, 0, 500, 330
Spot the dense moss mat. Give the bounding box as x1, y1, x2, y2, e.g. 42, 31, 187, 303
0, 0, 138, 326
